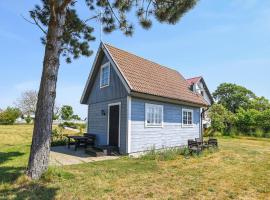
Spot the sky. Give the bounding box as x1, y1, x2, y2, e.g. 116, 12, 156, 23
0, 0, 270, 118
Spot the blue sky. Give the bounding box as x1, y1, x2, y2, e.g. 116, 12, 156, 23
0, 0, 270, 118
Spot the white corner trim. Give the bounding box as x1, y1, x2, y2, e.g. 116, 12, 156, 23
127, 96, 132, 153
182, 108, 194, 128
107, 102, 121, 148
99, 62, 110, 88
144, 103, 164, 128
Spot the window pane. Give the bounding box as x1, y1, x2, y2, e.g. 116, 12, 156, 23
183, 110, 193, 125
157, 107, 161, 124
146, 105, 162, 126
101, 65, 109, 86
183, 111, 187, 124
147, 108, 151, 123
151, 107, 154, 124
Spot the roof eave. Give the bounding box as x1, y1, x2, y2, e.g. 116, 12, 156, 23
80, 42, 103, 104
130, 91, 209, 108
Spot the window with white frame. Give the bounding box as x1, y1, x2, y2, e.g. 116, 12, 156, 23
182, 109, 193, 127
145, 103, 163, 127
100, 63, 110, 88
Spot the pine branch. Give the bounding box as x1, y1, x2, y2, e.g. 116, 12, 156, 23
21, 14, 47, 34
105, 0, 130, 33
85, 15, 99, 23
145, 0, 152, 17
105, 0, 122, 25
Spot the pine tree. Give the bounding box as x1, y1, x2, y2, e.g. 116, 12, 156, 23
26, 0, 198, 179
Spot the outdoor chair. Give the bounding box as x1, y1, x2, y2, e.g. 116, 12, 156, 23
83, 133, 96, 147
208, 138, 218, 148
195, 137, 209, 149
188, 139, 203, 155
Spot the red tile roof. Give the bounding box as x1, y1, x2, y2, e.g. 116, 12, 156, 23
186, 76, 202, 86
104, 44, 209, 107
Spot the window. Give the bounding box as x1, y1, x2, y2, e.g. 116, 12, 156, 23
145, 103, 163, 127
201, 91, 204, 96
182, 109, 193, 127
100, 63, 110, 88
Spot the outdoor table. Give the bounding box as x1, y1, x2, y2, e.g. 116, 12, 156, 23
66, 135, 89, 151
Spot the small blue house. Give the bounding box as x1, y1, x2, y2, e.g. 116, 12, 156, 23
81, 43, 210, 154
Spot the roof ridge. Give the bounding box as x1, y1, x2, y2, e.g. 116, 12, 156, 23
186, 76, 202, 80
104, 43, 180, 74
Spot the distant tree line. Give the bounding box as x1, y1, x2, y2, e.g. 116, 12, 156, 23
208, 83, 270, 138
0, 90, 82, 125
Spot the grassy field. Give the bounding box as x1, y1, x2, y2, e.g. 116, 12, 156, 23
0, 125, 270, 200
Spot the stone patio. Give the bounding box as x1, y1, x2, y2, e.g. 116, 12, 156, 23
50, 146, 119, 166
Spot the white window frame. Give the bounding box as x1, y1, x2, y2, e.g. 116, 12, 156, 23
100, 62, 110, 88
182, 108, 194, 128
145, 103, 163, 128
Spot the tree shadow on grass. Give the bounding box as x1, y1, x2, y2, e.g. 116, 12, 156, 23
0, 151, 26, 184
0, 182, 58, 200
0, 152, 59, 199
0, 151, 25, 164
0, 166, 25, 184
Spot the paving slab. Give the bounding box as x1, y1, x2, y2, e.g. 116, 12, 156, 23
50, 146, 119, 166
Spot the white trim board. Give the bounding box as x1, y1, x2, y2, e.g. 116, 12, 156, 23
126, 96, 132, 153
107, 102, 121, 148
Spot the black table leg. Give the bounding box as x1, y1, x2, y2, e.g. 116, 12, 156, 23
68, 137, 70, 148
75, 140, 79, 151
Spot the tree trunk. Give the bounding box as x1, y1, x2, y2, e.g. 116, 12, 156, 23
26, 8, 67, 180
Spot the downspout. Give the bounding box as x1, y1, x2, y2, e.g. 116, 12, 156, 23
200, 107, 210, 140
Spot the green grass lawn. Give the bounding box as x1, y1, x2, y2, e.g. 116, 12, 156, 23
0, 125, 270, 200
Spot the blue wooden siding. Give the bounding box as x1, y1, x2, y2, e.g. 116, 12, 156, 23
88, 55, 128, 104
86, 54, 128, 154
130, 97, 201, 153
87, 98, 127, 153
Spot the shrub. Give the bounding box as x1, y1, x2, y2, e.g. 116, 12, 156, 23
0, 107, 21, 125
25, 115, 32, 124
209, 104, 235, 133
263, 132, 270, 138
235, 108, 260, 133
51, 128, 67, 146
179, 146, 190, 157
259, 109, 270, 132
140, 147, 183, 161
253, 128, 264, 137
223, 126, 238, 137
